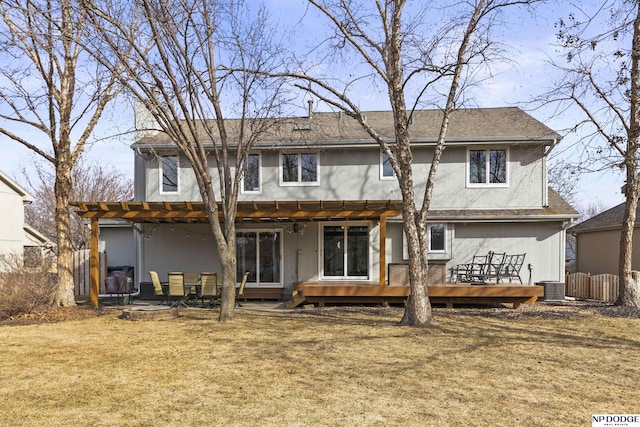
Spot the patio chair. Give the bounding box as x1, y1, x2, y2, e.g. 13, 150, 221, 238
168, 272, 188, 308
483, 252, 506, 283
183, 272, 200, 304
149, 271, 168, 305
235, 271, 250, 307
498, 253, 526, 284
453, 254, 488, 283
199, 272, 218, 307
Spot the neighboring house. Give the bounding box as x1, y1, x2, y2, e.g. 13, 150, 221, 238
570, 202, 638, 275
75, 106, 578, 300
0, 170, 54, 267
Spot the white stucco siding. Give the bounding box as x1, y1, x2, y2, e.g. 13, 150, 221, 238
99, 227, 136, 271
427, 145, 544, 209
140, 224, 222, 279
141, 144, 545, 209
451, 222, 565, 283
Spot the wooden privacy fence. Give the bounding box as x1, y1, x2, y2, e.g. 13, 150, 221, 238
565, 272, 619, 302
73, 249, 107, 297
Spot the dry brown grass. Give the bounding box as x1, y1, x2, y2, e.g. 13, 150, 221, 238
0, 303, 638, 426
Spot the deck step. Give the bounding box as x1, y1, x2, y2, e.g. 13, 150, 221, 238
285, 294, 307, 308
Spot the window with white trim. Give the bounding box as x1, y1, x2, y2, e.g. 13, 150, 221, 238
242, 153, 261, 194
428, 223, 446, 252
380, 150, 396, 180
160, 155, 178, 193
280, 152, 319, 185
468, 148, 507, 186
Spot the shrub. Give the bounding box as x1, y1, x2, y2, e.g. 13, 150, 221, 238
0, 254, 57, 320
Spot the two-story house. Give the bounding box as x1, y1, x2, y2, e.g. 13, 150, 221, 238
0, 170, 54, 268
75, 106, 578, 302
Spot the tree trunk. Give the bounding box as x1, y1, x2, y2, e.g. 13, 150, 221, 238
399, 209, 435, 326
617, 3, 640, 308
54, 162, 76, 307
218, 239, 237, 322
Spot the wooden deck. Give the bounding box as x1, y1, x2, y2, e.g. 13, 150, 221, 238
289, 281, 543, 309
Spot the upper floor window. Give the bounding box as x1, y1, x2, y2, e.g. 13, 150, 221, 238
380, 150, 396, 180
161, 155, 178, 193
242, 153, 261, 194
280, 152, 319, 186
468, 148, 507, 186
428, 223, 446, 252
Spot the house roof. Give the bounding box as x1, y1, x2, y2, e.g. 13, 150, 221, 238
569, 201, 632, 233
425, 188, 579, 222
133, 107, 560, 150
0, 169, 34, 203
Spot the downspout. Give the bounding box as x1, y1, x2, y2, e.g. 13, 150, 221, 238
560, 218, 574, 281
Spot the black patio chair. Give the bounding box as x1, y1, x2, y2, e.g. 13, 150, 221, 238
498, 253, 526, 284
482, 251, 506, 283
453, 254, 488, 283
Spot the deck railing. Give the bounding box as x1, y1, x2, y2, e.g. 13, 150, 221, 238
565, 272, 619, 302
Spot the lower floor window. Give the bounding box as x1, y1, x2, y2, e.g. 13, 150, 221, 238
236, 231, 281, 285
322, 224, 369, 278
429, 224, 446, 252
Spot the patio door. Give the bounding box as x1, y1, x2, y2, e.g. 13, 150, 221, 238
236, 231, 282, 285
322, 223, 369, 279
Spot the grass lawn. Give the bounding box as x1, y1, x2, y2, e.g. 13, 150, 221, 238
0, 303, 638, 426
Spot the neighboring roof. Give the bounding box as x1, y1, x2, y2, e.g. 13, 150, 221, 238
569, 201, 632, 233
133, 107, 560, 150
23, 224, 54, 248
0, 169, 34, 203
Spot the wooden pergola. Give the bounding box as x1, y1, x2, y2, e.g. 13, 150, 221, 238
72, 199, 403, 307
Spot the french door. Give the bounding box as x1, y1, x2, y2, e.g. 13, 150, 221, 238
322, 223, 369, 279
236, 230, 282, 285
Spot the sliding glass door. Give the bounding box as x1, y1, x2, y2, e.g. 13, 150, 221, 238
236, 231, 282, 285
322, 224, 369, 279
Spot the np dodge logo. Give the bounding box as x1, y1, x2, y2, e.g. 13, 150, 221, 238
593, 414, 640, 427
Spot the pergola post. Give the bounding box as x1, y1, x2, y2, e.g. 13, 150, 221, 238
90, 218, 100, 308
379, 214, 387, 286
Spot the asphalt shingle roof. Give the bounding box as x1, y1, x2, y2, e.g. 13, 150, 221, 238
133, 107, 560, 148
569, 201, 633, 233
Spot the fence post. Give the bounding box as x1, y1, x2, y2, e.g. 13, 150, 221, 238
587, 273, 591, 300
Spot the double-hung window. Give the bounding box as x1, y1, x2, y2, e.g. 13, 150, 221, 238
242, 153, 261, 194
468, 148, 508, 186
380, 150, 396, 180
280, 152, 319, 186
428, 223, 446, 252
160, 155, 179, 194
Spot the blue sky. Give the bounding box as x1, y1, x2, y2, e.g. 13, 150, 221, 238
0, 0, 626, 213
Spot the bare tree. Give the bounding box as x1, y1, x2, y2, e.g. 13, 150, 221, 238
0, 0, 123, 306
23, 159, 133, 249
548, 1, 640, 307
548, 158, 579, 207
264, 0, 536, 326
84, 0, 288, 321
